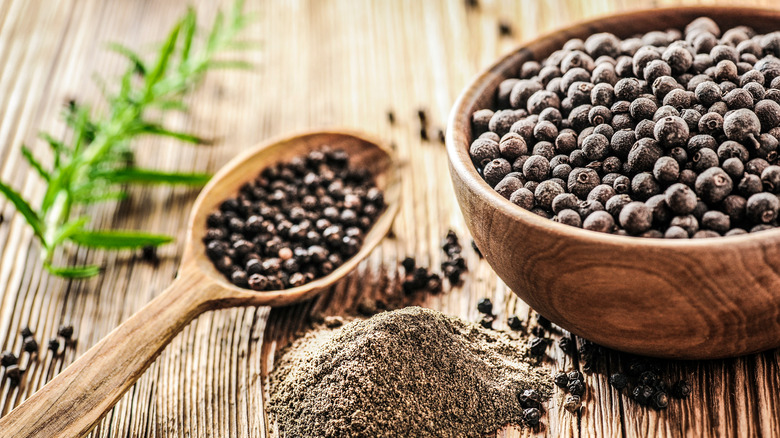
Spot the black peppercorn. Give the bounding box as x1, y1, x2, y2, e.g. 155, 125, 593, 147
528, 337, 548, 356
523, 155, 551, 182
57, 324, 74, 340
20, 326, 33, 338
47, 337, 60, 353
695, 167, 733, 204
523, 407, 542, 427
619, 202, 653, 234
567, 379, 586, 396
479, 314, 495, 329
556, 337, 574, 355
609, 373, 628, 390
747, 192, 780, 223
554, 372, 570, 388
563, 395, 582, 413
506, 315, 523, 331
5, 364, 21, 386
671, 380, 692, 399
476, 298, 493, 315
1, 351, 17, 367
761, 165, 780, 193
23, 336, 38, 353
723, 108, 761, 145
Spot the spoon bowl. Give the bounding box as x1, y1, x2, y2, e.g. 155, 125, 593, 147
0, 130, 400, 438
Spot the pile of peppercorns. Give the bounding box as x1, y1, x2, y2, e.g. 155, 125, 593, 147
203, 147, 385, 290
470, 17, 780, 237
1, 324, 74, 387
441, 230, 467, 285
400, 257, 442, 295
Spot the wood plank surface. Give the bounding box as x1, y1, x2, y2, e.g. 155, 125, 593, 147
0, 0, 778, 437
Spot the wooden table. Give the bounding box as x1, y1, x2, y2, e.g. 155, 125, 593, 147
0, 0, 778, 436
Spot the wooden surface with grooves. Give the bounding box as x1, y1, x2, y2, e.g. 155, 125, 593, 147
0, 0, 777, 437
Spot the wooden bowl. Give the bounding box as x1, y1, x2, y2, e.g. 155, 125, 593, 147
447, 7, 780, 359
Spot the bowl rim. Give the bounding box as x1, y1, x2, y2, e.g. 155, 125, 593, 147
446, 5, 780, 250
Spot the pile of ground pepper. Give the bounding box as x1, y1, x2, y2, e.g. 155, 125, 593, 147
268, 307, 553, 437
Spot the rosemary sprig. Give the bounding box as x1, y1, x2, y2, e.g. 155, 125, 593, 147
0, 1, 255, 277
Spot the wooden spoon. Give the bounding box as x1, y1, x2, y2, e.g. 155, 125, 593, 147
0, 130, 400, 438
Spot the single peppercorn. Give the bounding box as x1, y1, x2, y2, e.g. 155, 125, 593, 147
671, 380, 692, 399
528, 337, 548, 356
47, 337, 60, 353
563, 395, 582, 413
479, 315, 495, 329
476, 298, 493, 315
5, 364, 21, 387
619, 202, 653, 234
747, 192, 780, 223
723, 108, 761, 145
23, 336, 38, 353
507, 315, 524, 331
568, 168, 600, 199
558, 337, 575, 355
20, 326, 33, 338
57, 324, 74, 340
609, 373, 629, 390
567, 379, 586, 396
518, 388, 543, 409
695, 167, 733, 204
523, 407, 542, 427
1, 351, 17, 367
554, 372, 570, 388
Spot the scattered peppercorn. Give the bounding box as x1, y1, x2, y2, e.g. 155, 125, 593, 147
609, 373, 628, 390
23, 336, 38, 353
47, 337, 60, 353
563, 395, 582, 413
528, 337, 548, 356
204, 148, 385, 290
558, 337, 575, 355
470, 18, 780, 237
20, 327, 33, 338
498, 21, 513, 37
671, 379, 692, 399
523, 407, 542, 427
57, 324, 74, 340
567, 379, 586, 396
479, 314, 495, 329
5, 364, 21, 387
441, 230, 467, 285
507, 315, 524, 331
477, 298, 493, 314
1, 351, 17, 367
554, 372, 569, 388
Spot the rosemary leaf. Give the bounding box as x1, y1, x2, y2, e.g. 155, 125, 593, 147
0, 181, 45, 243
21, 146, 51, 182
131, 122, 210, 144
100, 168, 211, 186
45, 263, 102, 278
70, 230, 173, 249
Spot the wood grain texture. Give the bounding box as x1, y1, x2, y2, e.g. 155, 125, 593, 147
0, 0, 778, 437
447, 7, 780, 359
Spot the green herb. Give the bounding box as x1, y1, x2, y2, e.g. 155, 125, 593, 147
0, 1, 255, 277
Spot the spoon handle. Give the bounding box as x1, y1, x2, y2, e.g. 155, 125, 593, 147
0, 264, 219, 438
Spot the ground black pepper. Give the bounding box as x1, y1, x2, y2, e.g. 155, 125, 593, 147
268, 307, 553, 437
